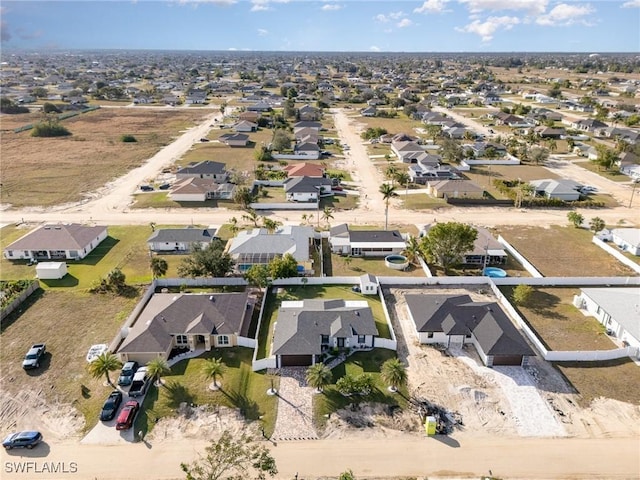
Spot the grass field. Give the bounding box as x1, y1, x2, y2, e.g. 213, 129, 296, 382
137, 347, 279, 437
500, 286, 616, 351
313, 349, 408, 431
555, 358, 640, 407
497, 225, 636, 277
401, 193, 449, 210
0, 289, 140, 433
256, 285, 392, 360
329, 255, 426, 278
0, 109, 208, 207
354, 113, 422, 137
572, 159, 634, 183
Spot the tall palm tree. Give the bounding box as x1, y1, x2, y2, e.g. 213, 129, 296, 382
395, 171, 411, 196
402, 235, 420, 265
203, 357, 226, 390
321, 206, 334, 228
88, 352, 122, 387
305, 363, 332, 392
379, 183, 398, 231
262, 217, 282, 233
150, 256, 168, 279
242, 208, 260, 227
228, 216, 239, 236
146, 357, 171, 386
380, 357, 407, 393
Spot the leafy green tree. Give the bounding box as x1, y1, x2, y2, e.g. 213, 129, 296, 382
177, 240, 234, 278
380, 358, 407, 392
512, 284, 534, 306
87, 352, 122, 387
150, 256, 169, 279
593, 145, 618, 171
180, 430, 277, 480
567, 211, 584, 228
243, 264, 270, 288
202, 357, 226, 390
146, 357, 171, 386
0, 97, 29, 114
305, 363, 332, 392
268, 253, 299, 279
529, 146, 550, 165
339, 470, 356, 480
419, 222, 478, 274
233, 186, 255, 210
42, 102, 61, 114
589, 217, 606, 233
271, 130, 291, 152
379, 183, 398, 231
440, 138, 462, 163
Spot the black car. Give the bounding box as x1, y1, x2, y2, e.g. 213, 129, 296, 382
158, 183, 171, 190
117, 361, 139, 386
140, 185, 154, 191
99, 390, 123, 422
3, 431, 43, 450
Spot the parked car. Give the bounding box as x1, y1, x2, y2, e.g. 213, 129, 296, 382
128, 367, 149, 397
140, 185, 154, 192
117, 361, 139, 386
3, 431, 43, 450
158, 183, 171, 190
332, 185, 344, 191
200, 137, 210, 142
100, 390, 123, 422
115, 400, 139, 431
22, 343, 46, 370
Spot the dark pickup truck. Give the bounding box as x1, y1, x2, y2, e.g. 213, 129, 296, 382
22, 343, 46, 370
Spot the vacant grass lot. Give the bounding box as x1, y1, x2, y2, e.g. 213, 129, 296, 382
0, 289, 140, 433
497, 225, 636, 277
1, 109, 207, 207
401, 193, 450, 210
463, 164, 558, 199
0, 224, 201, 288
313, 349, 408, 431
355, 114, 421, 137
555, 359, 640, 407
500, 286, 616, 351
138, 347, 279, 437
257, 285, 392, 360
572, 159, 634, 183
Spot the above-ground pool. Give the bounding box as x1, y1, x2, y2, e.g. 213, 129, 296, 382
385, 254, 409, 270
482, 267, 507, 278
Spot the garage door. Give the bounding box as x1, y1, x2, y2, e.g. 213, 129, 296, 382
492, 355, 523, 366
280, 355, 313, 367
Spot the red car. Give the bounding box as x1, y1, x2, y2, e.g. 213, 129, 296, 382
115, 400, 139, 431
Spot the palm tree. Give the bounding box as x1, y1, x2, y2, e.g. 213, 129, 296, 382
395, 171, 411, 196
385, 164, 398, 182
305, 363, 332, 393
87, 352, 122, 387
242, 208, 260, 227
146, 357, 171, 387
379, 183, 398, 230
402, 235, 420, 265
203, 357, 226, 390
380, 358, 407, 393
150, 256, 168, 279
228, 216, 239, 236
262, 217, 282, 233
321, 206, 334, 228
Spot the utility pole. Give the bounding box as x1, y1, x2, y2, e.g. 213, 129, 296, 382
630, 180, 639, 209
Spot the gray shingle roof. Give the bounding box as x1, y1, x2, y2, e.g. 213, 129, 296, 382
147, 228, 216, 244
349, 229, 404, 243
5, 224, 107, 251
272, 300, 378, 356
177, 160, 226, 175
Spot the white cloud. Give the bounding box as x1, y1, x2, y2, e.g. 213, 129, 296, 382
321, 3, 342, 11
397, 18, 413, 28
250, 0, 289, 13
459, 0, 547, 15
414, 0, 450, 14
178, 0, 237, 5
456, 15, 520, 42
375, 13, 389, 23
257, 28, 268, 36
622, 0, 640, 7
389, 11, 406, 20
370, 45, 381, 52
536, 3, 595, 26
375, 11, 407, 23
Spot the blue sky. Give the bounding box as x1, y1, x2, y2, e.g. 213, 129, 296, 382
1, 1, 639, 52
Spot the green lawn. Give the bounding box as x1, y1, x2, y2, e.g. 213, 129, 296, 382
256, 285, 392, 360
401, 193, 449, 210
137, 347, 279, 437
573, 160, 633, 183
330, 255, 426, 278
313, 349, 408, 431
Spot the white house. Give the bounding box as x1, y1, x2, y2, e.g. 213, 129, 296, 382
610, 228, 640, 255
329, 224, 406, 257
147, 228, 217, 253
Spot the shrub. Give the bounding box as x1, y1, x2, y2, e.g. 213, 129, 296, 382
42, 102, 62, 114
0, 97, 29, 114
31, 122, 71, 137
120, 134, 137, 143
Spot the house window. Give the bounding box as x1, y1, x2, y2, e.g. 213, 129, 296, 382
427, 332, 434, 339
357, 335, 366, 344
176, 335, 188, 346
321, 335, 329, 345
218, 335, 229, 346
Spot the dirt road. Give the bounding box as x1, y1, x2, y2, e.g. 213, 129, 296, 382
1, 433, 638, 480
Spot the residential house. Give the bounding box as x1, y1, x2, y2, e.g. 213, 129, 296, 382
185, 91, 207, 104
571, 118, 608, 133
298, 104, 320, 121
169, 177, 236, 202
361, 106, 377, 117
176, 161, 228, 182
226, 225, 315, 273
534, 126, 565, 139
610, 228, 640, 255
4, 224, 108, 261
529, 179, 581, 201
246, 102, 272, 112
293, 121, 322, 131
271, 299, 379, 367
464, 227, 507, 265
219, 133, 250, 147
409, 161, 458, 184
392, 140, 425, 163
426, 179, 484, 199
283, 176, 332, 202
293, 141, 321, 160
233, 120, 258, 132
405, 294, 535, 366
147, 227, 217, 253
283, 162, 325, 178
238, 111, 261, 123
617, 152, 640, 179
329, 223, 406, 257
116, 292, 254, 364
577, 288, 640, 352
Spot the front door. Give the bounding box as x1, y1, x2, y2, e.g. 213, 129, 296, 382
337, 337, 345, 348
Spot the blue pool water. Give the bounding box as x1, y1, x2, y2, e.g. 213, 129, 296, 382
482, 267, 507, 278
